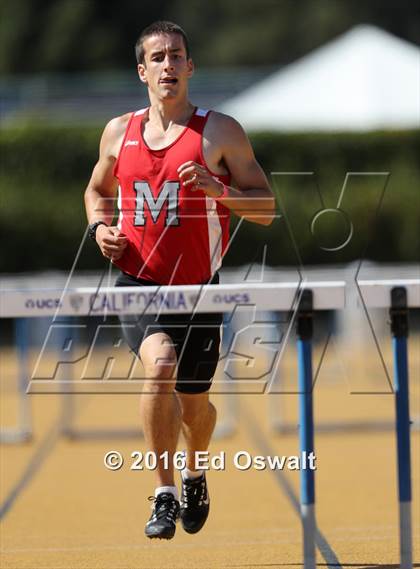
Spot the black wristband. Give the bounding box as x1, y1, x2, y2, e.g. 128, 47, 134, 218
88, 221, 108, 241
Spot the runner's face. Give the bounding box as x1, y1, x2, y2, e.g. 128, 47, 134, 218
138, 33, 193, 100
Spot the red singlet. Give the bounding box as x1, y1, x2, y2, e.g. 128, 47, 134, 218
112, 107, 231, 285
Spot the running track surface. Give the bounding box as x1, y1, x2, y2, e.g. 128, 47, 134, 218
1, 341, 419, 569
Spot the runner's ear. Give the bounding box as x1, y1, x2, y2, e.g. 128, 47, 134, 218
138, 64, 148, 84
187, 58, 194, 79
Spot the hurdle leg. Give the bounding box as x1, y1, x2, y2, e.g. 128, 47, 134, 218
390, 287, 412, 569
297, 290, 316, 569
16, 318, 33, 440
0, 318, 33, 443
59, 318, 77, 438
214, 311, 239, 439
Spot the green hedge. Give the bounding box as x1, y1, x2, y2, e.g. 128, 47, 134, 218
1, 125, 419, 272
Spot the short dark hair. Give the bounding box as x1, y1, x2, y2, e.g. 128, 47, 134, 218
135, 21, 190, 65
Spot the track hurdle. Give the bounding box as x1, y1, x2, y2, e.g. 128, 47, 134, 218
296, 289, 316, 568
356, 279, 418, 569
0, 318, 33, 443
0, 278, 417, 567
390, 286, 412, 569
294, 279, 418, 569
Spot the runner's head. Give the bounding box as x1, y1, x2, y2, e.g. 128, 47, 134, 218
135, 21, 193, 101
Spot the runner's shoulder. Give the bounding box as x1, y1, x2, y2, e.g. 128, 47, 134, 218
206, 110, 248, 147
103, 112, 132, 139
100, 113, 132, 157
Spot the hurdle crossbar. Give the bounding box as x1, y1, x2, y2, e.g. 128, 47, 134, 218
0, 281, 346, 317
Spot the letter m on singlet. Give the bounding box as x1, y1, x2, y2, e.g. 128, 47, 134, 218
134, 181, 180, 226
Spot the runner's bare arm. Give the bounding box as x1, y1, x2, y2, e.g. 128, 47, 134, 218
84, 114, 130, 259
178, 113, 276, 226
84, 115, 129, 225
215, 114, 275, 225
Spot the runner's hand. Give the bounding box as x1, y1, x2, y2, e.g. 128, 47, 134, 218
177, 161, 224, 198
95, 225, 128, 261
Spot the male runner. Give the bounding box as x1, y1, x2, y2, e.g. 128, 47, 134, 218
84, 21, 275, 540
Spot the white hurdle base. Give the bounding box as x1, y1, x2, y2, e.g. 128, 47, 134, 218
399, 501, 413, 569
301, 503, 316, 569
0, 428, 32, 444
270, 417, 420, 434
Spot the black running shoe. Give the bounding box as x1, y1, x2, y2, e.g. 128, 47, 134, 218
145, 493, 180, 539
180, 473, 210, 534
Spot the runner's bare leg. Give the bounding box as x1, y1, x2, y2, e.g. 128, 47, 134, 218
177, 392, 217, 471
140, 333, 181, 486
